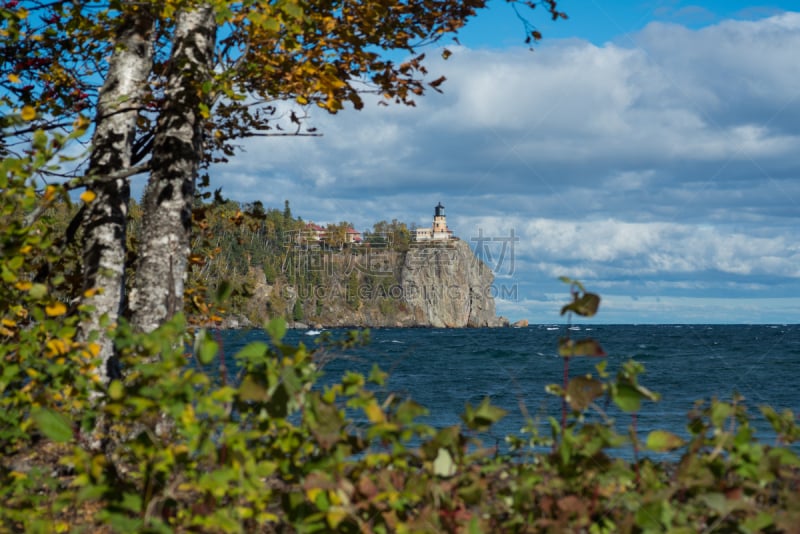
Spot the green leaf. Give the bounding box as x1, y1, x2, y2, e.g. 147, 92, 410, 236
367, 363, 387, 386
29, 283, 48, 299
395, 399, 428, 425
463, 397, 506, 431
612, 383, 643, 413
741, 512, 774, 534
700, 492, 739, 515
646, 430, 685, 452
239, 375, 269, 402
108, 380, 124, 401
634, 501, 664, 530
266, 317, 286, 343
236, 341, 268, 361
32, 407, 73, 443
261, 17, 281, 32
7, 255, 23, 270
198, 102, 210, 119
198, 337, 219, 365
711, 401, 732, 428
281, 1, 304, 20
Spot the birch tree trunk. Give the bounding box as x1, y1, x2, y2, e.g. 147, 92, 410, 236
80, 11, 155, 383
130, 5, 216, 333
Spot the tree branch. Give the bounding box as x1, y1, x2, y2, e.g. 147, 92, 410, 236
65, 162, 152, 191
241, 132, 322, 138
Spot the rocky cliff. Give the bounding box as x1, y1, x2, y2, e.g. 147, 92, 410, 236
399, 240, 502, 327
239, 240, 508, 328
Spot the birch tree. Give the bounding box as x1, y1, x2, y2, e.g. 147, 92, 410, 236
80, 8, 156, 381
129, 4, 216, 333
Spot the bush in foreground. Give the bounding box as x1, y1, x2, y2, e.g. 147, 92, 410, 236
2, 143, 799, 532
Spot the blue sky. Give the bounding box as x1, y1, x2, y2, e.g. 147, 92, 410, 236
213, 1, 800, 324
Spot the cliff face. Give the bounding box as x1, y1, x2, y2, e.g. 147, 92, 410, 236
399, 240, 500, 327
241, 240, 507, 328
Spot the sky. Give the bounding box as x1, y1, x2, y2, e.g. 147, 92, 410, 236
210, 1, 800, 324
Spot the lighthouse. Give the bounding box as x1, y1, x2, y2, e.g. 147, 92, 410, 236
413, 202, 453, 241
432, 202, 450, 239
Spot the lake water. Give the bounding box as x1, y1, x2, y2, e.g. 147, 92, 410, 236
217, 324, 800, 454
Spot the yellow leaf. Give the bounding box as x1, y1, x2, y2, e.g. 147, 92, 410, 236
83, 287, 98, 298
87, 342, 101, 357
46, 339, 68, 356
19, 245, 32, 255
306, 487, 322, 503
45, 302, 67, 316
364, 401, 385, 423
21, 106, 36, 121
236, 506, 254, 519
15, 280, 32, 291
8, 73, 20, 84
2, 318, 16, 328
43, 185, 58, 202
296, 95, 308, 105
73, 115, 90, 131
80, 190, 96, 203
326, 507, 348, 529
0, 326, 14, 337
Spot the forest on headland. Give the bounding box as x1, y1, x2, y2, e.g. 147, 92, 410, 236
179, 197, 417, 328
2, 0, 799, 531
149, 196, 435, 328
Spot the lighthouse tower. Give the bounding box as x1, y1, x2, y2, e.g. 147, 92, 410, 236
431, 202, 452, 240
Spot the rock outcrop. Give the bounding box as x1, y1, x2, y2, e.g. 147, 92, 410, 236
400, 240, 501, 327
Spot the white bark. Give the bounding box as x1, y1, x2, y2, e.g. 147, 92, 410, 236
80, 11, 155, 383
130, 5, 216, 333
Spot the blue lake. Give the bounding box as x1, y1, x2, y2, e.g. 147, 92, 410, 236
216, 324, 800, 456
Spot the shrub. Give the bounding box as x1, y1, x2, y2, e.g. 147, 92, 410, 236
2, 145, 798, 531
